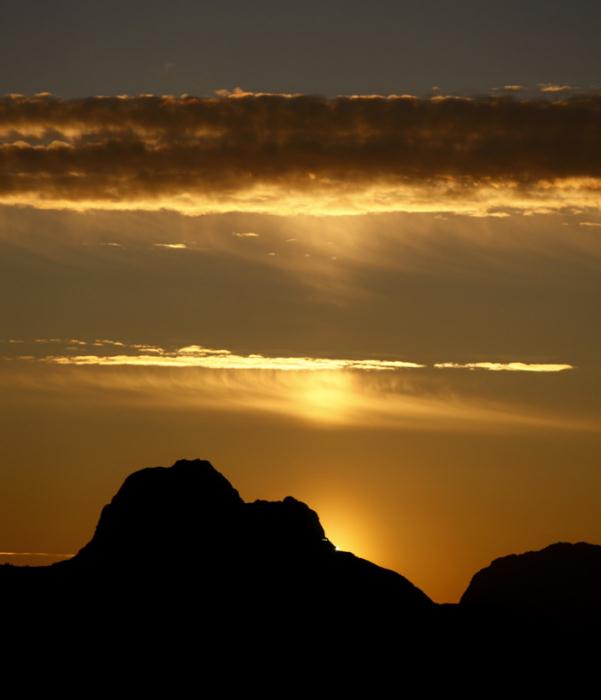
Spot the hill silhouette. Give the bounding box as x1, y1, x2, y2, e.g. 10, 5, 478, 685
461, 541, 601, 628
1, 459, 435, 642
2, 458, 600, 653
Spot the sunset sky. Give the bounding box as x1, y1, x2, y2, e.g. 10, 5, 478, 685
1, 1, 600, 602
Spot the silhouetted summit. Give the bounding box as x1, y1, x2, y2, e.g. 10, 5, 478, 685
1, 459, 433, 634
74, 459, 245, 564
74, 458, 354, 565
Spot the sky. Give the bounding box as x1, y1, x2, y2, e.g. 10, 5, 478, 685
1, 1, 600, 602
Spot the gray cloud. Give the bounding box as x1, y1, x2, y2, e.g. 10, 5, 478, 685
538, 84, 574, 93
2, 93, 601, 214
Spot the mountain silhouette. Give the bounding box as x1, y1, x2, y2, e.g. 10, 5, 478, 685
71, 459, 433, 610
1, 459, 435, 645
461, 541, 601, 629
2, 458, 599, 655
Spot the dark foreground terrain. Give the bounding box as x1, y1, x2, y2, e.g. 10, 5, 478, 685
2, 459, 599, 669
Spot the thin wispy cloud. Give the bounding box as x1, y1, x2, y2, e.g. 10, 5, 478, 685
0, 357, 590, 433
0, 551, 74, 557
153, 242, 188, 249
434, 362, 574, 373
40, 349, 425, 372
538, 84, 574, 93
3, 338, 574, 373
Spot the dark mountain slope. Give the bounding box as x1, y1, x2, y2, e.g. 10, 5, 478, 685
460, 541, 601, 628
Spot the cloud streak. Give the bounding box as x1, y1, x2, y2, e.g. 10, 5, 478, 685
434, 362, 574, 372
0, 551, 74, 557
2, 93, 601, 215
37, 345, 426, 371
0, 358, 590, 433
3, 339, 574, 373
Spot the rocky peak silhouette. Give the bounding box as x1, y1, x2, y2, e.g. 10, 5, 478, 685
52, 458, 432, 621
74, 458, 338, 565
74, 458, 245, 564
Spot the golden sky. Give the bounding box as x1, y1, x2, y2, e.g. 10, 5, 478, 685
1, 92, 600, 602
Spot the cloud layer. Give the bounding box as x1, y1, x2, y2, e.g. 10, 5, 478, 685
2, 93, 601, 214
0, 353, 589, 434
2, 338, 573, 373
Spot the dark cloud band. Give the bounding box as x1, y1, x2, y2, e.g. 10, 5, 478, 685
1, 93, 601, 213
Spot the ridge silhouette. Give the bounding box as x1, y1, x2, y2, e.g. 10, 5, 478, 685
461, 540, 601, 628
71, 459, 433, 611
2, 458, 600, 654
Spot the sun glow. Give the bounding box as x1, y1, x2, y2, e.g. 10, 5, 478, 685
294, 372, 355, 424
316, 502, 384, 564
